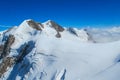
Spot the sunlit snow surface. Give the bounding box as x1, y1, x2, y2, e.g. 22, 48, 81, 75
0, 20, 120, 80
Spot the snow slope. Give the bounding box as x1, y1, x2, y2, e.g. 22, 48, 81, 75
0, 19, 120, 80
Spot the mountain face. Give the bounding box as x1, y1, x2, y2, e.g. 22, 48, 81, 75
0, 19, 120, 80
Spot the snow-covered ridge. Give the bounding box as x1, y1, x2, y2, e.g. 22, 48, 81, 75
0, 19, 120, 80
1, 19, 92, 43
1, 19, 120, 43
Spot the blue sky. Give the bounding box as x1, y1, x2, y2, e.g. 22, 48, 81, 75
0, 0, 120, 30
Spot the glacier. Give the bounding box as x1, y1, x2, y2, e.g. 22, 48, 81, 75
0, 19, 120, 80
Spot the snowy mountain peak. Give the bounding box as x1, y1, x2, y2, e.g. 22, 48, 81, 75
68, 28, 93, 42
42, 20, 65, 38
44, 19, 52, 23
20, 19, 43, 31
1, 19, 120, 80
44, 20, 64, 32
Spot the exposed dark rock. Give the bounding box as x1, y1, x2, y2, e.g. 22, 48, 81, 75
83, 29, 96, 43
37, 22, 44, 28
0, 45, 4, 55
56, 32, 61, 38
27, 20, 42, 31
1, 27, 16, 42
0, 35, 15, 59
0, 35, 15, 77
0, 57, 15, 77
68, 28, 79, 37
0, 40, 35, 77
48, 20, 64, 32
47, 20, 64, 38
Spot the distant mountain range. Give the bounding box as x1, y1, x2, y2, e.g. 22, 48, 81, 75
0, 19, 120, 80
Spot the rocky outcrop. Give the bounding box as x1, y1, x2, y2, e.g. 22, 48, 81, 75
68, 28, 95, 42
0, 40, 35, 77
27, 20, 42, 31
37, 22, 44, 28
0, 45, 4, 56
0, 35, 15, 58
0, 57, 15, 77
48, 20, 64, 32
0, 35, 15, 77
68, 28, 79, 37
56, 32, 61, 38
46, 20, 64, 38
